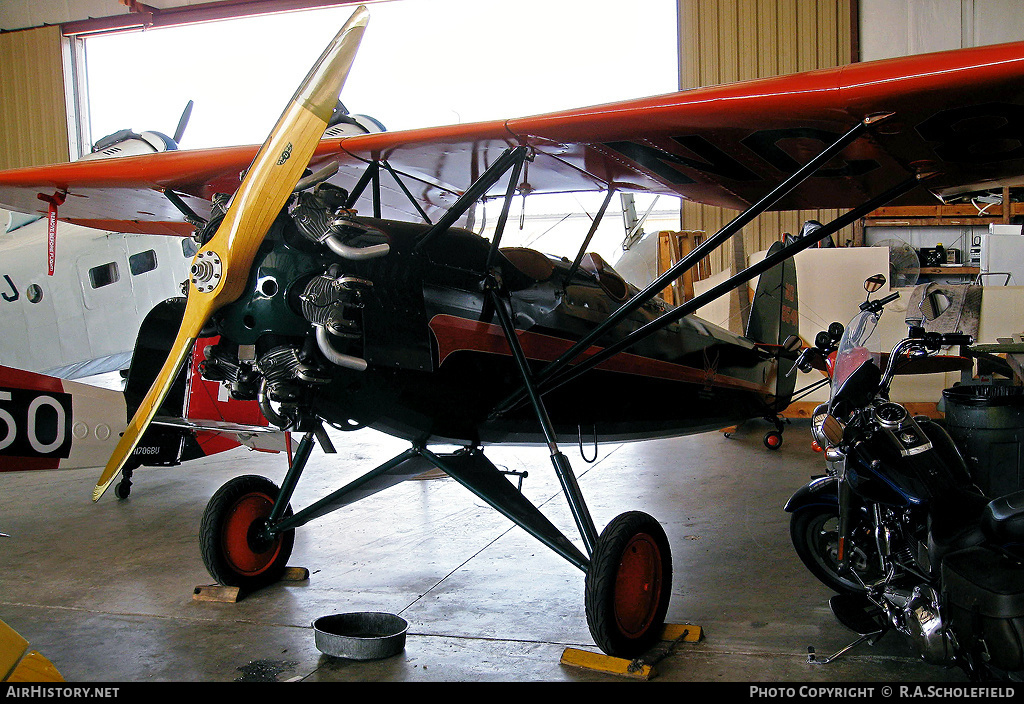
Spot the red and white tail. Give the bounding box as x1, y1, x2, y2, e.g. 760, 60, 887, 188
0, 339, 286, 474
0, 365, 125, 472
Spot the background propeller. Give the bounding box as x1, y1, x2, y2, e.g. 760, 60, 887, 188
94, 5, 370, 501
172, 100, 193, 147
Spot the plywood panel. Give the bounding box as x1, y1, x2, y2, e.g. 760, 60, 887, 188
0, 25, 69, 169
676, 0, 857, 290
861, 0, 1024, 61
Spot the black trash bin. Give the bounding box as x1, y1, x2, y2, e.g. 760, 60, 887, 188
943, 384, 1024, 497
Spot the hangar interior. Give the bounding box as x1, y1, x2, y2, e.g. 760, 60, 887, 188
2, 0, 1024, 684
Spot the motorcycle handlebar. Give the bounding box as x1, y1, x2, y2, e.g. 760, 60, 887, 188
860, 291, 901, 312
907, 327, 974, 350
920, 331, 974, 350
941, 332, 974, 347
880, 330, 975, 390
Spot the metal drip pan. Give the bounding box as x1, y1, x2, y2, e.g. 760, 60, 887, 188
312, 612, 409, 660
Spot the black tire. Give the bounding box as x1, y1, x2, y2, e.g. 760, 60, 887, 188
585, 511, 673, 658
114, 477, 132, 500
790, 504, 881, 594
199, 475, 294, 591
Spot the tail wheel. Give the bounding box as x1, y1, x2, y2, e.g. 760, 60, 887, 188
585, 511, 672, 658
200, 475, 294, 591
764, 430, 784, 450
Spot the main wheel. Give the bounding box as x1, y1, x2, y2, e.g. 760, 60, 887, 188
585, 511, 672, 658
199, 475, 294, 591
790, 504, 881, 594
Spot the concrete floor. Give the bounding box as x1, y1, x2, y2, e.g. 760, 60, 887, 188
0, 418, 971, 683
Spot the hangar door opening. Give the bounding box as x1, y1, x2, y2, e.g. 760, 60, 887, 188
80, 0, 681, 271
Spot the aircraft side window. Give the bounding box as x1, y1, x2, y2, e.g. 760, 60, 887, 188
129, 249, 158, 275
182, 239, 198, 258
88, 262, 120, 289
26, 284, 43, 304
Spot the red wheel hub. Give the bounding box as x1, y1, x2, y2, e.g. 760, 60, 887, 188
221, 492, 281, 576
613, 532, 664, 637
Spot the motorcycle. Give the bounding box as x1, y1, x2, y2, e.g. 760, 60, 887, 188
785, 274, 1024, 681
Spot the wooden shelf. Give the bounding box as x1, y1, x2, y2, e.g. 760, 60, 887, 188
912, 267, 980, 275
863, 187, 1023, 228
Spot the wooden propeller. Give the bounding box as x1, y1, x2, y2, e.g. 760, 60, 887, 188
93, 6, 370, 501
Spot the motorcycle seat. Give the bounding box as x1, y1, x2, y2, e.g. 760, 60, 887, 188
929, 489, 989, 558
983, 489, 1024, 544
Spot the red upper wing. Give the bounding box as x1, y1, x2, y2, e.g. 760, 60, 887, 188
2, 40, 1024, 236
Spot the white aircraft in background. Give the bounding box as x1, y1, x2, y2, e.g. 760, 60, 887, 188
0, 108, 198, 380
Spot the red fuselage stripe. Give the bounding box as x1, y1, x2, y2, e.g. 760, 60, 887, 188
0, 365, 66, 394
428, 314, 770, 394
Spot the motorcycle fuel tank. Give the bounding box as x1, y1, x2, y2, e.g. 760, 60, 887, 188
846, 409, 971, 507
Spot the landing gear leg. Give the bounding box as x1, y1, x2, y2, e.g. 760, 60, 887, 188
487, 282, 673, 657
487, 281, 600, 554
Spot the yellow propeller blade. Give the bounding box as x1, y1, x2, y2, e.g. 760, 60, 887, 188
94, 6, 370, 501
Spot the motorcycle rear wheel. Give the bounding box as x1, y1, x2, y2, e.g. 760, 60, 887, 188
790, 505, 881, 594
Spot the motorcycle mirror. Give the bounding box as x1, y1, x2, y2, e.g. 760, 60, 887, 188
864, 273, 886, 294
922, 289, 952, 320
811, 405, 845, 448
820, 414, 845, 447
783, 334, 803, 353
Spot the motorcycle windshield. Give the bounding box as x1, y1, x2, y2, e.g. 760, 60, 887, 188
829, 308, 883, 408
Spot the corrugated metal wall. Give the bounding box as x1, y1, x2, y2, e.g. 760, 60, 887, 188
678, 0, 858, 277
0, 25, 69, 169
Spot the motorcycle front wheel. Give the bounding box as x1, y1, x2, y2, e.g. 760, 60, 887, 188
790, 505, 882, 594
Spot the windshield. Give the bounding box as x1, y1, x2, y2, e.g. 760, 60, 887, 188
829, 308, 883, 407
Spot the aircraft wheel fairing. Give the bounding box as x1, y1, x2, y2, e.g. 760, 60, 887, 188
585, 511, 672, 657
200, 474, 294, 591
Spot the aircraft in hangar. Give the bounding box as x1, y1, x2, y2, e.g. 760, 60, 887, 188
0, 4, 1023, 658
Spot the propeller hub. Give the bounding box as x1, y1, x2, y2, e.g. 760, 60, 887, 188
191, 250, 223, 293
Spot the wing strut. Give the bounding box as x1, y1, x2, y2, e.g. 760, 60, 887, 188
488, 113, 896, 420
414, 146, 532, 253
486, 274, 600, 556
564, 187, 617, 285
500, 173, 924, 412
344, 160, 381, 217
381, 160, 433, 224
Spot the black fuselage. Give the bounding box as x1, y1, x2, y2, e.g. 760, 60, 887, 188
211, 215, 781, 446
